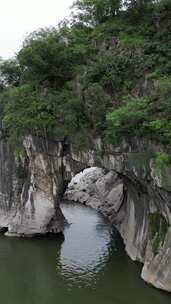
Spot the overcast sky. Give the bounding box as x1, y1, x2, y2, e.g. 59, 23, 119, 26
0, 0, 74, 59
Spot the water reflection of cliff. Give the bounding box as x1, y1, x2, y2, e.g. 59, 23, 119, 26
56, 203, 171, 304
0, 203, 169, 304
56, 202, 113, 287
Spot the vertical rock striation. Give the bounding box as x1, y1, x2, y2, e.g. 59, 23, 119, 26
0, 135, 171, 292
0, 136, 65, 236
63, 138, 171, 293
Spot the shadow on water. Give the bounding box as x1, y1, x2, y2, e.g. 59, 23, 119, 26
0, 201, 170, 304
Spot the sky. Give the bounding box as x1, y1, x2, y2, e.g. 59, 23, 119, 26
0, 0, 74, 59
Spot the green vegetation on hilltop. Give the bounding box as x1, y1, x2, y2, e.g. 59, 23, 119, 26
0, 0, 171, 147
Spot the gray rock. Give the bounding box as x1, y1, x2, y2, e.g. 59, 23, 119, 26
0, 135, 171, 292
0, 136, 65, 237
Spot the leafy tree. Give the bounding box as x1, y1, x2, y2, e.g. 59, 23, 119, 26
83, 83, 112, 131
18, 27, 91, 89
0, 0, 171, 149
0, 59, 21, 87
124, 0, 155, 11
124, 0, 155, 23
3, 85, 56, 139
106, 76, 171, 144
106, 97, 149, 142
73, 0, 122, 25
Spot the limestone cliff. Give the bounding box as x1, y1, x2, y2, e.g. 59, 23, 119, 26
0, 136, 65, 236
0, 135, 171, 292
63, 138, 171, 293
65, 166, 171, 292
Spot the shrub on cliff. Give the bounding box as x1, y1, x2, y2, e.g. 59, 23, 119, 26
106, 76, 171, 144
0, 0, 170, 148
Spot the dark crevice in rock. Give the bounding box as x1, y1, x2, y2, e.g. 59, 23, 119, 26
0, 227, 8, 233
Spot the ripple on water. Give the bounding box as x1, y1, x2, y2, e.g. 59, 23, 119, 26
0, 201, 170, 304
56, 203, 112, 286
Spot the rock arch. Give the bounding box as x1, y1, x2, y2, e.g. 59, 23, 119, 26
0, 135, 171, 291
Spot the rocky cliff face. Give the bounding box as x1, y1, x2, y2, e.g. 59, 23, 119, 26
63, 138, 171, 293
65, 165, 171, 292
0, 135, 171, 292
0, 136, 65, 237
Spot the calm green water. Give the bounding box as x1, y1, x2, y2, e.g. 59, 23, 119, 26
0, 202, 170, 304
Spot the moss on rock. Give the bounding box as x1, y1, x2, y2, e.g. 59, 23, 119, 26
148, 212, 169, 255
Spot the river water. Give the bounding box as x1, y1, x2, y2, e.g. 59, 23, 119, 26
0, 202, 170, 304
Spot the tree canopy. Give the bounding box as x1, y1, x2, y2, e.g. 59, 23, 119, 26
0, 0, 171, 147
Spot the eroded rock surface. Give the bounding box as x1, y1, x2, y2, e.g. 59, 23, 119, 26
0, 135, 171, 292
0, 136, 65, 237
65, 167, 123, 215
65, 158, 171, 293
